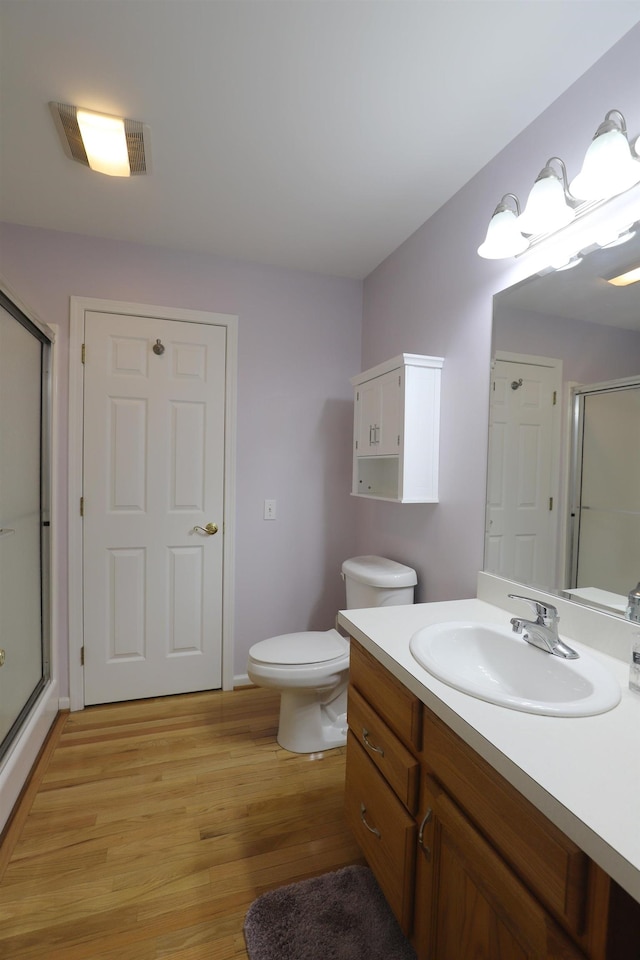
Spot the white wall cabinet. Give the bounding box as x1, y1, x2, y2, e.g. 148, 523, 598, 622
351, 354, 443, 502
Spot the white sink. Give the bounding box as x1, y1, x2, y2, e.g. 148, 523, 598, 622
409, 620, 621, 716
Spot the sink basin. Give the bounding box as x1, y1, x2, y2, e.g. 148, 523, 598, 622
409, 621, 621, 716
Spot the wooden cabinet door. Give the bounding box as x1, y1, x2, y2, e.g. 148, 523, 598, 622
414, 776, 586, 960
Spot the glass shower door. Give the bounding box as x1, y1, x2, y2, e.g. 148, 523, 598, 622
0, 295, 51, 761
569, 378, 640, 602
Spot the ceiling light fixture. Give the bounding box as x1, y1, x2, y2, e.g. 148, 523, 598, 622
606, 265, 640, 286
49, 102, 150, 177
478, 107, 640, 263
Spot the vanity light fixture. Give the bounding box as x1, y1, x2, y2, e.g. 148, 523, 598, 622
478, 108, 640, 262
49, 101, 150, 177
570, 110, 640, 202
518, 158, 576, 236
477, 194, 529, 259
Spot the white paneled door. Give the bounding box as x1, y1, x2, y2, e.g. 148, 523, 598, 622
485, 356, 560, 589
83, 312, 226, 705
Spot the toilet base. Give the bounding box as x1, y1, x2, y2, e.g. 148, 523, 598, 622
277, 686, 348, 753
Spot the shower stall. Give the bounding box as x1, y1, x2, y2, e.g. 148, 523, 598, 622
0, 290, 52, 769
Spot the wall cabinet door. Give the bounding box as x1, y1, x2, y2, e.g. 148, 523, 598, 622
354, 369, 401, 456
414, 775, 585, 960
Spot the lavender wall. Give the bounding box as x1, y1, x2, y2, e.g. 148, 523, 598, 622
356, 25, 640, 605
1, 23, 639, 699
0, 225, 362, 687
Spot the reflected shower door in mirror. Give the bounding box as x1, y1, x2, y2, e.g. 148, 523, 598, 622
567, 378, 640, 611
485, 221, 640, 617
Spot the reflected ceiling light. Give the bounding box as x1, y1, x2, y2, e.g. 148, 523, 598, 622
478, 107, 640, 265
518, 158, 576, 235
570, 109, 640, 202
606, 265, 640, 286
49, 102, 150, 176
477, 194, 529, 259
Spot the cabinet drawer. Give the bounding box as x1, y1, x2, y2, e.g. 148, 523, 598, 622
349, 639, 422, 751
348, 685, 419, 813
422, 708, 589, 936
345, 731, 416, 935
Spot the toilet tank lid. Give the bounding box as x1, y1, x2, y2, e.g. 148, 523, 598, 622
342, 555, 417, 588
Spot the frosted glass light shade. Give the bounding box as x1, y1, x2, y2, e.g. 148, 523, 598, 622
570, 127, 640, 201
478, 207, 529, 259
518, 175, 575, 235
77, 110, 130, 177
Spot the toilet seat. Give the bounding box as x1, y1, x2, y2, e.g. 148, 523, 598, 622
249, 628, 348, 666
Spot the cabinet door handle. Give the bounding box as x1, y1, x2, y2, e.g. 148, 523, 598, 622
362, 728, 384, 757
360, 802, 381, 838
418, 807, 433, 859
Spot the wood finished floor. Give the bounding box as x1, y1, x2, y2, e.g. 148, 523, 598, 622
0, 687, 363, 960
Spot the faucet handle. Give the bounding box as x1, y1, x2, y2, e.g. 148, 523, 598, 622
508, 594, 558, 621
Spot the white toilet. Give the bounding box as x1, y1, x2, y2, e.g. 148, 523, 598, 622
247, 555, 417, 753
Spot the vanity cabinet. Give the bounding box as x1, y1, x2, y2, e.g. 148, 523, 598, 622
351, 354, 443, 502
345, 638, 640, 960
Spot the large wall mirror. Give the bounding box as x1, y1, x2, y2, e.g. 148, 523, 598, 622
485, 221, 640, 617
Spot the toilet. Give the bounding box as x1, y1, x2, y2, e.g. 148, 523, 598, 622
247, 555, 417, 753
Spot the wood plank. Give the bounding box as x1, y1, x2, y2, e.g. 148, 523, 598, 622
0, 688, 362, 960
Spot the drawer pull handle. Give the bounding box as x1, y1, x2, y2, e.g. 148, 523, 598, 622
362, 728, 384, 757
360, 802, 381, 838
418, 807, 433, 859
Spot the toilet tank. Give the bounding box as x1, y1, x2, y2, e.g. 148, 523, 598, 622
342, 555, 417, 609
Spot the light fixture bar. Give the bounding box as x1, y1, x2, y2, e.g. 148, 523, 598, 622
478, 106, 640, 266
49, 102, 150, 176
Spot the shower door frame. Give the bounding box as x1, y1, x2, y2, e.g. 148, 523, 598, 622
567, 373, 640, 594
0, 283, 59, 834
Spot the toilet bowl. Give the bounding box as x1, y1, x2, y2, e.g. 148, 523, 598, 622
248, 629, 350, 754
247, 556, 417, 753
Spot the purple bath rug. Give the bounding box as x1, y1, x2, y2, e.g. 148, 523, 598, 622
243, 864, 417, 960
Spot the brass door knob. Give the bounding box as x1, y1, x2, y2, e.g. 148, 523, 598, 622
194, 522, 218, 536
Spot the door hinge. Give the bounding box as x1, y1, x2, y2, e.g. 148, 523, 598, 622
552, 390, 557, 405
80, 496, 84, 517
355, 439, 358, 450
80, 646, 85, 666
81, 343, 86, 364
549, 497, 553, 511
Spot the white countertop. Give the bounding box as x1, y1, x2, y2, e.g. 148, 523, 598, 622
338, 578, 640, 905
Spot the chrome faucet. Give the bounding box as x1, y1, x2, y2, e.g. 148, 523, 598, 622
508, 594, 579, 660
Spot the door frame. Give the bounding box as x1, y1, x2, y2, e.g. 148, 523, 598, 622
68, 297, 238, 711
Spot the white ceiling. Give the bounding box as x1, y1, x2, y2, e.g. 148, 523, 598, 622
1, 1, 640, 279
